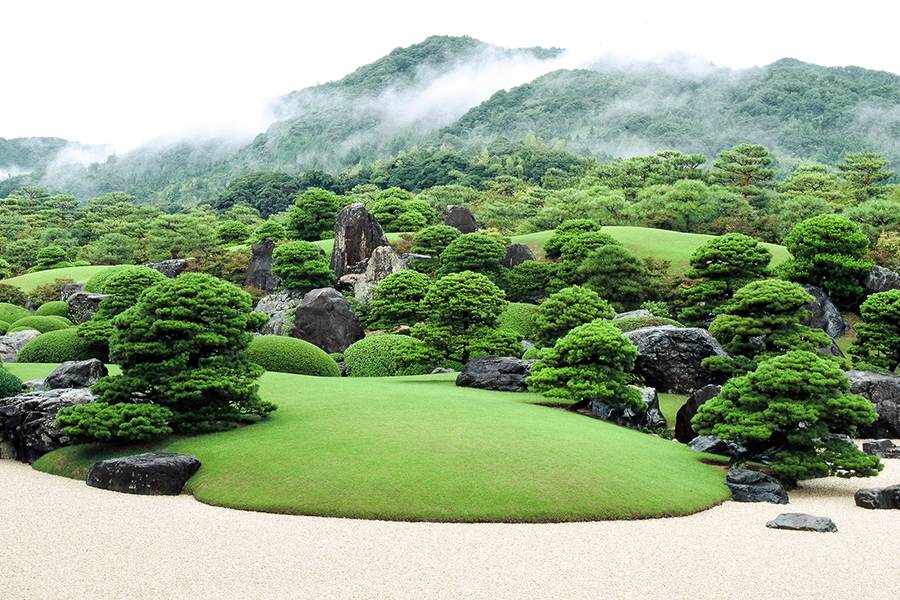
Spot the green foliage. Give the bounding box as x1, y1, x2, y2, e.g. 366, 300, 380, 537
368, 188, 432, 232
409, 224, 461, 270
55, 402, 173, 444
435, 232, 506, 283
639, 300, 673, 319
245, 335, 341, 377
850, 289, 900, 372
83, 265, 149, 293
285, 188, 340, 241
0, 367, 22, 398
246, 221, 288, 244
29, 245, 74, 272
7, 315, 73, 334
0, 258, 12, 280
778, 214, 873, 309
367, 270, 431, 330
542, 219, 602, 261
344, 334, 435, 377
553, 230, 622, 286
216, 220, 252, 245
0, 320, 8, 335
271, 241, 335, 291
610, 316, 683, 332
17, 328, 103, 363
183, 246, 252, 285
521, 345, 541, 360
505, 260, 557, 302
576, 244, 659, 312
535, 285, 615, 348
496, 303, 539, 340
527, 319, 641, 411
34, 301, 69, 318
0, 284, 27, 305
693, 350, 882, 484
0, 302, 32, 325
836, 152, 894, 202
26, 277, 76, 308
711, 143, 774, 209
210, 171, 304, 219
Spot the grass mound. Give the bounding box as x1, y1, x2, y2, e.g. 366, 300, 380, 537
344, 334, 433, 377
34, 301, 70, 318
0, 302, 31, 325
34, 370, 729, 522
8, 315, 74, 333
17, 328, 101, 363
245, 335, 340, 377
4, 265, 113, 293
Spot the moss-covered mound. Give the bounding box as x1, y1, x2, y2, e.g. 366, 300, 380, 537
7, 315, 74, 333
344, 334, 433, 377
0, 367, 22, 399
17, 328, 102, 363
83, 265, 161, 293
610, 316, 683, 332
34, 301, 70, 318
0, 302, 31, 325
497, 303, 539, 339
246, 335, 340, 377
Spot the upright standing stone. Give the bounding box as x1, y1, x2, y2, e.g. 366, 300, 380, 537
675, 384, 722, 443
444, 205, 477, 234
501, 244, 535, 269
288, 287, 365, 354
244, 239, 280, 294
330, 203, 388, 280
801, 285, 849, 340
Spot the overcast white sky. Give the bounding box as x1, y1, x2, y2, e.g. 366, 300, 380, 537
3, 0, 898, 153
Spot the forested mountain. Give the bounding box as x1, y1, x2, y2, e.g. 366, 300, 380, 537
4, 36, 900, 207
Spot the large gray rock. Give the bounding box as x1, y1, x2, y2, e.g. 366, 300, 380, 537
330, 203, 388, 280
341, 246, 409, 305
725, 469, 789, 504
855, 484, 900, 509
622, 326, 727, 394
864, 265, 900, 296
845, 370, 900, 439
456, 357, 538, 392
674, 384, 722, 443
60, 283, 85, 301
500, 244, 535, 269
0, 330, 41, 363
801, 285, 849, 340
766, 513, 837, 533
243, 239, 280, 294
443, 205, 477, 234
86, 451, 201, 495
0, 388, 94, 463
45, 359, 108, 390
862, 439, 900, 459
688, 435, 747, 458
589, 386, 667, 430
288, 287, 365, 354
146, 259, 188, 278
254, 288, 307, 336
614, 309, 653, 319
67, 292, 111, 324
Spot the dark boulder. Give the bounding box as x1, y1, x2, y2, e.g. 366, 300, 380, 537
0, 330, 42, 363
86, 451, 202, 495
288, 287, 365, 354
443, 205, 477, 234
589, 386, 667, 430
801, 285, 849, 340
674, 384, 722, 443
67, 292, 111, 324
456, 357, 538, 392
855, 484, 900, 509
146, 259, 188, 279
0, 388, 94, 463
725, 469, 789, 504
60, 283, 85, 301
864, 265, 900, 296
845, 370, 900, 439
45, 359, 108, 389
688, 435, 747, 458
330, 203, 388, 280
254, 288, 307, 336
862, 439, 900, 459
623, 326, 727, 394
766, 513, 837, 532
500, 243, 535, 269
244, 239, 280, 294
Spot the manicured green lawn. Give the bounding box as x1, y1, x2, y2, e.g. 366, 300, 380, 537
4, 265, 114, 293
29, 366, 729, 522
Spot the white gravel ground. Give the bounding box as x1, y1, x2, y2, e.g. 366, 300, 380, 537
2, 454, 899, 600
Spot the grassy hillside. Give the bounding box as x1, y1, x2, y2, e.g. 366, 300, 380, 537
27, 367, 729, 523
3, 265, 115, 293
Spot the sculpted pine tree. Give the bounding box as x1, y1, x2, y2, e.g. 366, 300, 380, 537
534, 285, 615, 348
850, 289, 900, 372
272, 240, 335, 291
368, 270, 431, 330
711, 143, 775, 209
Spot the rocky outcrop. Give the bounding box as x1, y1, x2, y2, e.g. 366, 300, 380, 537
456, 357, 538, 392
244, 239, 279, 294
623, 326, 727, 394
146, 259, 188, 278
801, 285, 849, 340
330, 203, 388, 280
845, 370, 900, 439
288, 287, 365, 354
855, 484, 900, 509
0, 330, 42, 363
674, 384, 722, 443
0, 388, 94, 463
766, 513, 837, 532
67, 292, 111, 324
443, 205, 477, 233
254, 288, 307, 336
86, 451, 202, 495
688, 435, 747, 458
44, 359, 108, 390
862, 439, 900, 459
60, 283, 85, 301
589, 387, 667, 430
725, 469, 789, 504
338, 246, 409, 305
864, 265, 900, 296
500, 244, 535, 269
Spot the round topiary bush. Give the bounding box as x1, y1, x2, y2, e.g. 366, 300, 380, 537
497, 303, 539, 340
7, 315, 74, 334
344, 334, 434, 377
82, 265, 148, 293
17, 328, 103, 363
610, 316, 683, 333
35, 301, 70, 318
245, 335, 341, 377
0, 367, 22, 398
0, 302, 31, 325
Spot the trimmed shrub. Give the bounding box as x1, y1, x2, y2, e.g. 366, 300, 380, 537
610, 316, 683, 333
0, 367, 23, 398
0, 302, 31, 325
83, 265, 144, 293
7, 315, 74, 334
0, 283, 27, 305
35, 301, 70, 318
246, 335, 340, 377
344, 335, 434, 377
55, 402, 173, 444
17, 328, 102, 363
497, 303, 539, 340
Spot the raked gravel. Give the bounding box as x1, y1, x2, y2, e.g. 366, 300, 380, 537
2, 449, 899, 600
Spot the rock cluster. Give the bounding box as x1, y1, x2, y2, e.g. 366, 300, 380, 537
254, 288, 307, 336
589, 387, 667, 430
146, 259, 188, 278
500, 244, 535, 269
862, 439, 900, 459
864, 265, 900, 295
45, 359, 108, 390
0, 388, 94, 463
674, 384, 722, 443
443, 205, 477, 233
800, 285, 849, 340
243, 239, 279, 294
330, 203, 388, 279
855, 484, 900, 509
67, 292, 111, 324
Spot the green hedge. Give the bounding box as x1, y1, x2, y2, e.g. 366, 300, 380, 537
17, 328, 102, 363
0, 302, 31, 325
497, 303, 539, 340
344, 335, 433, 377
245, 336, 340, 377
0, 367, 22, 398
35, 301, 70, 318
610, 316, 684, 332
7, 315, 74, 334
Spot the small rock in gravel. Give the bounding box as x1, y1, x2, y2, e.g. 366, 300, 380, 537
855, 484, 900, 509
766, 513, 837, 533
